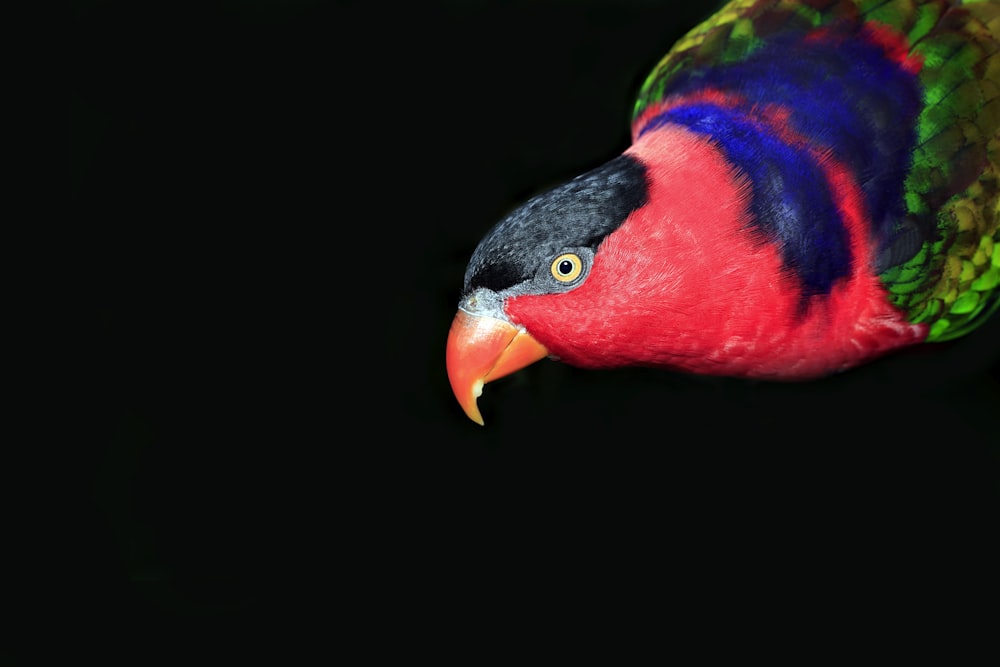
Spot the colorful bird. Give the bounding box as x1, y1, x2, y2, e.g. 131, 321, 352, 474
446, 0, 1000, 425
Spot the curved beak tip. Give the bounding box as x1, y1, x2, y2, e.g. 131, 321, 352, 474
460, 379, 485, 426
468, 380, 485, 426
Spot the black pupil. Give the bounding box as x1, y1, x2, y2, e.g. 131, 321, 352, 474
559, 259, 574, 275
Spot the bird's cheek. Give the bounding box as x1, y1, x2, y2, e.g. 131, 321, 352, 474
445, 309, 549, 425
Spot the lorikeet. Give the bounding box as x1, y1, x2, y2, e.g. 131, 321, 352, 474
447, 0, 1000, 425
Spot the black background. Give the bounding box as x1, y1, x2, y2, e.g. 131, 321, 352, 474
73, 0, 998, 652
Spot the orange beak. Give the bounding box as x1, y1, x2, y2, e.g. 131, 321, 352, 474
445, 310, 549, 425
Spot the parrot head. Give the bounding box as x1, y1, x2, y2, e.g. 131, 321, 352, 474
446, 151, 648, 425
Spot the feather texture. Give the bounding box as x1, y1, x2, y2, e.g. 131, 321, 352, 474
633, 0, 999, 340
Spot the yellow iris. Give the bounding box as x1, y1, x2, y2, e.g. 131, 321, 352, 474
550, 253, 583, 282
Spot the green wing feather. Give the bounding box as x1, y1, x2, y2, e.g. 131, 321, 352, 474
882, 0, 999, 340
633, 0, 1000, 341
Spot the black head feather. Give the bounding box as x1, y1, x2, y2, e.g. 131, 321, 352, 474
464, 154, 648, 294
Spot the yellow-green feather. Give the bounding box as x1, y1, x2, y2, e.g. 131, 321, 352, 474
881, 0, 999, 340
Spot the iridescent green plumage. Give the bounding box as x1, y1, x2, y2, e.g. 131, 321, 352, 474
633, 0, 1000, 342
886, 0, 999, 339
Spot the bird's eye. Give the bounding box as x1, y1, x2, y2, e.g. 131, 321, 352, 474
550, 253, 583, 282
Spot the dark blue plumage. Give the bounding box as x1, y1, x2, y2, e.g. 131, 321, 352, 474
646, 102, 851, 299
636, 24, 924, 294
